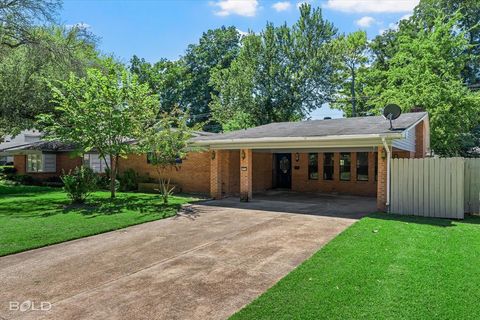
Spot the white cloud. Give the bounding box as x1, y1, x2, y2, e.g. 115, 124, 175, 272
296, 0, 311, 8
356, 16, 375, 28
324, 0, 419, 13
272, 1, 292, 11
210, 0, 259, 17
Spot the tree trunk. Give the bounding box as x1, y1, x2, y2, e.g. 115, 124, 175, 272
110, 155, 116, 198
351, 67, 356, 117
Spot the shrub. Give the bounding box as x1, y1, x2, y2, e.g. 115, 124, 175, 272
0, 166, 16, 176
118, 168, 138, 191
61, 166, 98, 203
98, 168, 119, 191
6, 174, 34, 185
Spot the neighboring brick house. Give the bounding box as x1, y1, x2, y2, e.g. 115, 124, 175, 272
0, 112, 430, 211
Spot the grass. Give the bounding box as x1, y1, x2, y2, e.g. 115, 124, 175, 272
231, 213, 480, 320
0, 183, 197, 256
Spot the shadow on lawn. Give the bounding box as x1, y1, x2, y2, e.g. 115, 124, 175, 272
62, 195, 182, 217
369, 212, 480, 227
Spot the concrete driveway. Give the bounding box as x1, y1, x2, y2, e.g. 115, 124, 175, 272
0, 196, 370, 320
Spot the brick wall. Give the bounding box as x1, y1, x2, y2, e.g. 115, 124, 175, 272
14, 153, 82, 179
252, 152, 273, 192
415, 119, 427, 158
376, 146, 388, 211
118, 151, 211, 194
291, 152, 377, 197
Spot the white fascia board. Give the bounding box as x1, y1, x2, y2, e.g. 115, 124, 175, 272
192, 133, 403, 150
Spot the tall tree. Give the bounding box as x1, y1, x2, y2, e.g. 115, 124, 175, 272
364, 10, 480, 155
129, 55, 187, 115
0, 0, 60, 48
331, 31, 369, 117
0, 26, 98, 136
210, 4, 337, 131
39, 59, 158, 198
182, 26, 240, 131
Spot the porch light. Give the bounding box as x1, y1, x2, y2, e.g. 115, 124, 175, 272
241, 150, 246, 160
295, 152, 300, 162
211, 150, 216, 160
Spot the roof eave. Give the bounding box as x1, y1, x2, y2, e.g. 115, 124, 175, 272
191, 133, 403, 150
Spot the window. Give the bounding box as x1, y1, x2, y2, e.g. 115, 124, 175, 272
323, 153, 334, 180
340, 152, 351, 181
308, 153, 318, 180
83, 154, 109, 173
26, 154, 42, 173
356, 152, 369, 181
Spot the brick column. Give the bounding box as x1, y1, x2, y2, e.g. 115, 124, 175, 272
376, 146, 388, 211
351, 152, 357, 182
210, 149, 223, 199
415, 120, 426, 158
333, 152, 340, 181
240, 148, 252, 201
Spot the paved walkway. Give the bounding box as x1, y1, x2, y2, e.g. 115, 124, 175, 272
0, 198, 367, 320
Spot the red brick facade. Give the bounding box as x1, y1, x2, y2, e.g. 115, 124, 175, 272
10, 118, 429, 212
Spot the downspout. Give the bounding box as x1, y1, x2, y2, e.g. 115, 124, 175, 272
381, 137, 391, 211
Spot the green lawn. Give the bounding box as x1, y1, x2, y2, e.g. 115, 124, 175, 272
0, 183, 196, 256
232, 213, 480, 320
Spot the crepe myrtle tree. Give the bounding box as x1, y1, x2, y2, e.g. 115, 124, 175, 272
39, 59, 158, 198
139, 108, 195, 204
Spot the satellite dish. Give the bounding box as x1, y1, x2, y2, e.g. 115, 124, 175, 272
383, 104, 402, 130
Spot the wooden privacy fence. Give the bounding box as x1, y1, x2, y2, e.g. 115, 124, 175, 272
465, 159, 480, 215
390, 158, 465, 219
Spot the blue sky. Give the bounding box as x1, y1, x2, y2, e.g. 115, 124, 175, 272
60, 0, 419, 119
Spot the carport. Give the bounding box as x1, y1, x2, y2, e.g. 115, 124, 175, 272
191, 112, 429, 211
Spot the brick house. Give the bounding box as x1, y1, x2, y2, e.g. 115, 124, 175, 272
1, 112, 430, 211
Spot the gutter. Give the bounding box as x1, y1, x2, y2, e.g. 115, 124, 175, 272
382, 137, 391, 211
192, 133, 404, 146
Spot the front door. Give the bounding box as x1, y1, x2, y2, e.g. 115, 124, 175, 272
275, 153, 291, 189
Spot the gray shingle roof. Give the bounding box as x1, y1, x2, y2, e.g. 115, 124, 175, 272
192, 112, 427, 142
0, 140, 76, 152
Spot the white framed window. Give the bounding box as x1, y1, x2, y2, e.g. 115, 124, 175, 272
26, 153, 56, 173
83, 153, 110, 173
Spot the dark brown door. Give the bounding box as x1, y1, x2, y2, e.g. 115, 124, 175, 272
275, 153, 291, 189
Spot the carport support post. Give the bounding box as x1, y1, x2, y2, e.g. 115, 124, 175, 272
210, 149, 223, 199
240, 149, 252, 201
377, 145, 388, 211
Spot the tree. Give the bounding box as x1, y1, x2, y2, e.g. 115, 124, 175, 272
0, 25, 98, 137
210, 4, 337, 130
364, 10, 480, 155
331, 31, 369, 117
139, 108, 194, 204
0, 0, 60, 48
129, 55, 187, 115
182, 26, 241, 131
39, 59, 158, 198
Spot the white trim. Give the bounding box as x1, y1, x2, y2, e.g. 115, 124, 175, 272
382, 137, 391, 210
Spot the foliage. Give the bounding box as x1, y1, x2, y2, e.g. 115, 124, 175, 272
460, 125, 480, 158
5, 174, 34, 185
0, 166, 16, 177
130, 55, 187, 115
0, 0, 60, 48
98, 167, 119, 191
39, 59, 158, 198
0, 184, 195, 256
139, 108, 194, 204
232, 213, 480, 320
61, 166, 98, 204
118, 168, 139, 191
330, 31, 370, 117
0, 0, 98, 137
364, 10, 480, 155
210, 4, 337, 130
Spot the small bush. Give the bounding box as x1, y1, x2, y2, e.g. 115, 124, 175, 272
61, 166, 98, 203
98, 168, 119, 191
0, 166, 16, 176
118, 168, 138, 191
6, 174, 34, 185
